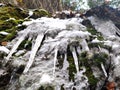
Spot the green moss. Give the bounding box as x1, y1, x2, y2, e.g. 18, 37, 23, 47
18, 39, 32, 50
3, 28, 17, 41
88, 42, 112, 52
0, 5, 28, 20
79, 51, 89, 66
91, 53, 108, 67
87, 28, 98, 35
0, 20, 18, 31
38, 86, 44, 90
78, 52, 98, 87
88, 42, 103, 48
31, 9, 50, 19
16, 19, 25, 24
87, 28, 104, 41
17, 25, 27, 31
97, 35, 104, 41
85, 67, 98, 85
38, 86, 54, 90
0, 34, 5, 42
0, 14, 10, 20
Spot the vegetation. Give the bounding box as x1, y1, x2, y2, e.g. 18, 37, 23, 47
30, 9, 50, 19
0, 4, 28, 44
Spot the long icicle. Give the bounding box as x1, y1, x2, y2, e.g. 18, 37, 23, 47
6, 32, 28, 62
23, 34, 44, 73
72, 47, 79, 73
101, 63, 108, 77
62, 53, 69, 70
53, 47, 58, 77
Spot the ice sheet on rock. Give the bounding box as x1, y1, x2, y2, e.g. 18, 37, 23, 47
89, 16, 118, 37
40, 73, 53, 85
56, 30, 90, 40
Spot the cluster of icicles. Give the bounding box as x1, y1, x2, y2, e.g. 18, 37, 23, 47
5, 17, 92, 89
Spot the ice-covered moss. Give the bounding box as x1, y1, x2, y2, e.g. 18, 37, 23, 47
91, 53, 108, 67
87, 28, 98, 35
78, 52, 99, 88
88, 42, 103, 48
87, 28, 104, 41
78, 51, 109, 88
88, 42, 112, 52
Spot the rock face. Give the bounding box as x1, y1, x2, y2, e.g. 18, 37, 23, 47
84, 4, 120, 30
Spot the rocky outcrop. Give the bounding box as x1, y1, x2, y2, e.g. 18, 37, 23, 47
84, 4, 120, 30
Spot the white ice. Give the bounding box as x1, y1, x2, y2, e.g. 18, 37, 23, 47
23, 34, 44, 73
0, 46, 10, 54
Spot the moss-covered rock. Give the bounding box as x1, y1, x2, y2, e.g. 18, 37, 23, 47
78, 52, 99, 89
0, 20, 17, 30
30, 9, 50, 19
0, 4, 28, 43
3, 28, 17, 41
0, 4, 28, 20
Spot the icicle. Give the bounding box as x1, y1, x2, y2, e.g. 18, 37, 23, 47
53, 47, 58, 77
81, 39, 89, 51
101, 63, 108, 77
0, 46, 9, 54
62, 53, 69, 70
23, 34, 44, 73
6, 32, 28, 62
72, 47, 79, 73
76, 46, 81, 54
